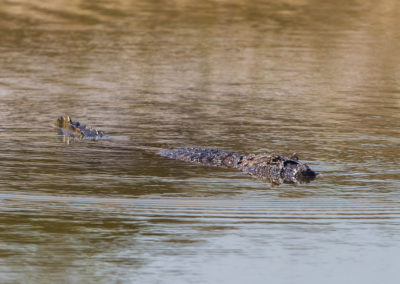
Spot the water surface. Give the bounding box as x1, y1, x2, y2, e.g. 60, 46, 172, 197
0, 0, 399, 283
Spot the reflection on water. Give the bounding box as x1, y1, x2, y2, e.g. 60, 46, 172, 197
0, 0, 399, 283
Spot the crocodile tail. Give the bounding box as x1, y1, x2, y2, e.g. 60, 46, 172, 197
55, 115, 71, 128
54, 116, 84, 137
159, 147, 243, 169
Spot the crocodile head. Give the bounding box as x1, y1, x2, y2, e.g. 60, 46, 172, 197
281, 157, 318, 184
239, 153, 318, 184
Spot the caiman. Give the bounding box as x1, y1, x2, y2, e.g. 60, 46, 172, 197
54, 116, 318, 184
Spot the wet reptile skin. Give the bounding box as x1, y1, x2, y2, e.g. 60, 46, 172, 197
55, 116, 318, 184
159, 147, 317, 184
55, 116, 105, 139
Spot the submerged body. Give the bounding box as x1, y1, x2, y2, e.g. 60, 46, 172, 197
159, 147, 317, 184
55, 116, 318, 184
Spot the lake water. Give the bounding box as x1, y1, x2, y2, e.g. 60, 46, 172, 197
0, 0, 399, 283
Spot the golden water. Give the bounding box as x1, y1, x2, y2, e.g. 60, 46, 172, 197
0, 0, 399, 283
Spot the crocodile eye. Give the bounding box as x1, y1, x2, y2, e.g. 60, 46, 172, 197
283, 160, 298, 167
289, 153, 299, 161
272, 157, 280, 163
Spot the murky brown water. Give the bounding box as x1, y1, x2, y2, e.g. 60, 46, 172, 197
0, 0, 399, 283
